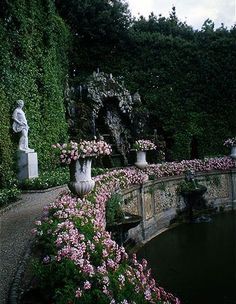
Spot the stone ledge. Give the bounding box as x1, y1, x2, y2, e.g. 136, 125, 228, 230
21, 184, 67, 194
8, 240, 33, 304
123, 170, 235, 242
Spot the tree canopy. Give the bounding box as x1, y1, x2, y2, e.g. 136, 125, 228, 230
1, 0, 236, 186
56, 0, 131, 76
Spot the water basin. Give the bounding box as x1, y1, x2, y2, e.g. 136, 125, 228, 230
138, 211, 236, 304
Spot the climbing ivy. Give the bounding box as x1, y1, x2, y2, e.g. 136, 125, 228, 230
0, 0, 69, 187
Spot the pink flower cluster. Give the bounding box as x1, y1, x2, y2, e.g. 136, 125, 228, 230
94, 168, 148, 187
224, 137, 236, 147
35, 192, 180, 304
93, 168, 148, 228
145, 156, 235, 178
52, 140, 112, 164
133, 140, 156, 151
33, 156, 235, 303
33, 167, 180, 304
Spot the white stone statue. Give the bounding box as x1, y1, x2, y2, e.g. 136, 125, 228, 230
12, 100, 34, 152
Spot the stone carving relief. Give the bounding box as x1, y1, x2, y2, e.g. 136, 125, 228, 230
201, 175, 230, 199
122, 191, 139, 215
144, 192, 154, 220
154, 185, 178, 213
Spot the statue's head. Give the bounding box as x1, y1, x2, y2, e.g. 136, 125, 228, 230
17, 100, 24, 108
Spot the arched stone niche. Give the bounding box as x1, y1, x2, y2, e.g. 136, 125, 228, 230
66, 71, 141, 166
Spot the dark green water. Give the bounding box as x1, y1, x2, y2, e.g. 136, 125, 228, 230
138, 212, 236, 304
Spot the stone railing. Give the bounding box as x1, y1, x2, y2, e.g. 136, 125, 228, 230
121, 169, 236, 243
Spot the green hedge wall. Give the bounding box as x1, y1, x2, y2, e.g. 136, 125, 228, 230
0, 0, 69, 187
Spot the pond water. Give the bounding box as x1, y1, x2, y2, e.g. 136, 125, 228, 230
138, 211, 236, 304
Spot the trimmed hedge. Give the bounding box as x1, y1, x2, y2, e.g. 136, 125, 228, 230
0, 0, 70, 188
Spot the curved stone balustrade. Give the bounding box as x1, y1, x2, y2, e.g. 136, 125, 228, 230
120, 169, 236, 243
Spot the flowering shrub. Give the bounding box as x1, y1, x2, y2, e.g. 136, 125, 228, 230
133, 140, 156, 151
33, 167, 179, 304
53, 140, 112, 164
223, 137, 236, 147
144, 156, 235, 178
32, 156, 235, 303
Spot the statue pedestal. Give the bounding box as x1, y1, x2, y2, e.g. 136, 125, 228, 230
17, 150, 38, 181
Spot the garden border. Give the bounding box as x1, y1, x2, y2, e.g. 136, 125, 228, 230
7, 166, 236, 303
8, 240, 33, 304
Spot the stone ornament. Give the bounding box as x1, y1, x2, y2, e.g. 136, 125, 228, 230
68, 157, 95, 198
12, 100, 34, 152
135, 151, 148, 169
86, 71, 134, 117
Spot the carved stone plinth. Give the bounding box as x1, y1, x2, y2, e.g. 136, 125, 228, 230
17, 150, 38, 181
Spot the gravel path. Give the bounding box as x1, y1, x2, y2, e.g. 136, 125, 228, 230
0, 187, 66, 304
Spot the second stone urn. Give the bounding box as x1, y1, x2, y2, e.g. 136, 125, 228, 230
135, 151, 148, 169
68, 157, 95, 198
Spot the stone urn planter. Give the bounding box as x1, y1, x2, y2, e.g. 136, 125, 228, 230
68, 157, 95, 198
133, 140, 156, 169
230, 146, 236, 159
53, 140, 112, 197
135, 151, 148, 169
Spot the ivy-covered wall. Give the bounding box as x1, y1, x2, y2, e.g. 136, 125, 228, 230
56, 1, 236, 161
0, 0, 69, 187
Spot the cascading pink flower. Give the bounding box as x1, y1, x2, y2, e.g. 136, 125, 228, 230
33, 155, 236, 304
133, 139, 156, 151
53, 140, 112, 164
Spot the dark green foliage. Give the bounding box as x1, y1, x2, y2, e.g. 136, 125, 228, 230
91, 167, 108, 176
56, 0, 131, 77
1, 0, 236, 186
0, 187, 21, 207
106, 192, 124, 226
122, 10, 236, 160
177, 180, 203, 195
0, 24, 14, 187
0, 0, 69, 187
54, 2, 236, 161
19, 167, 107, 190
19, 168, 69, 190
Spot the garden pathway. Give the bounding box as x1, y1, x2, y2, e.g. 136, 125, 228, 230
0, 187, 66, 304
